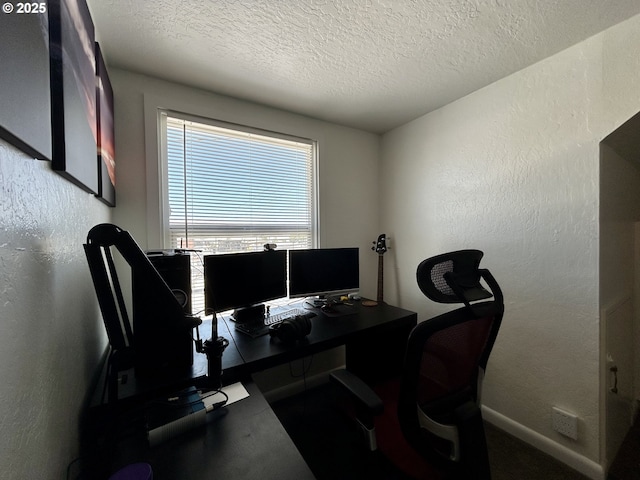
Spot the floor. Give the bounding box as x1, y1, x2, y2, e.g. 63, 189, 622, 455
270, 384, 591, 480
607, 415, 640, 480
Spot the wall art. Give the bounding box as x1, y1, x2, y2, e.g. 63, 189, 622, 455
95, 42, 115, 206
0, 8, 52, 160
49, 0, 98, 193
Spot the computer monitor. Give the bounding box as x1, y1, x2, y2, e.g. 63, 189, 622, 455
204, 250, 287, 316
288, 248, 359, 299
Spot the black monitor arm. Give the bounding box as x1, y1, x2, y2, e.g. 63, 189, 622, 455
86, 223, 227, 387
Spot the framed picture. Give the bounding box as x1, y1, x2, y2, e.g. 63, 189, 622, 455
49, 0, 98, 193
96, 43, 115, 206
0, 9, 52, 160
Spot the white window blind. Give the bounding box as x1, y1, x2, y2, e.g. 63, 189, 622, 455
162, 113, 317, 314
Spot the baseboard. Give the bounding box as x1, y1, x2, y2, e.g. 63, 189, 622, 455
259, 368, 340, 403
482, 406, 605, 480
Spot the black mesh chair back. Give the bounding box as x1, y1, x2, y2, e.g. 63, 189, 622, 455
416, 249, 493, 306
398, 303, 502, 475
400, 250, 504, 478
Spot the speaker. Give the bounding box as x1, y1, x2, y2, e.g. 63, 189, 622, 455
132, 251, 194, 375
269, 314, 312, 343
147, 253, 192, 314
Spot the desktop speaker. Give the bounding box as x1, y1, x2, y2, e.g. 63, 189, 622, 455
269, 315, 312, 343
132, 251, 194, 375
146, 253, 192, 314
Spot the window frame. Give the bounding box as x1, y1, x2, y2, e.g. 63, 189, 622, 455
157, 109, 320, 251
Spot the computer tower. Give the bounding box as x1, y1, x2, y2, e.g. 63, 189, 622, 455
146, 252, 192, 315
132, 251, 193, 376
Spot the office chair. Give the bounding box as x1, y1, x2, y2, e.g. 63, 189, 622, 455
330, 250, 503, 479
84, 223, 199, 402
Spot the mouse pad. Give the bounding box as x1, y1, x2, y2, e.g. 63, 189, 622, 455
315, 303, 357, 318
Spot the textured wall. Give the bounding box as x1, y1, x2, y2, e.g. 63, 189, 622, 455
380, 14, 640, 477
0, 140, 109, 478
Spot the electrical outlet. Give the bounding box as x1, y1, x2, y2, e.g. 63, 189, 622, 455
552, 407, 578, 440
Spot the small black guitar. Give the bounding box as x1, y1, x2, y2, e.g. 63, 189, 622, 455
363, 234, 387, 306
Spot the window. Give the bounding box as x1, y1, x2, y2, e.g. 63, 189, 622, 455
160, 113, 317, 315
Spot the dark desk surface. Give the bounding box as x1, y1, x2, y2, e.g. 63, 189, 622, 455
94, 381, 314, 480
145, 382, 314, 480
220, 300, 416, 370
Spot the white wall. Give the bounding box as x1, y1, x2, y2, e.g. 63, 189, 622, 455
0, 141, 110, 478
110, 69, 381, 392
379, 13, 640, 478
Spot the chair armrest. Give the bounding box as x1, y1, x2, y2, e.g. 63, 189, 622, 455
330, 369, 384, 415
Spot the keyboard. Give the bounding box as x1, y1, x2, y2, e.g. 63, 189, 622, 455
265, 308, 309, 326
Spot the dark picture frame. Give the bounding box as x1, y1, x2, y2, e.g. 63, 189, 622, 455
0, 10, 52, 160
96, 43, 115, 206
49, 0, 98, 193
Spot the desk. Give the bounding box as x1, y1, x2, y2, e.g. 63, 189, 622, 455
84, 300, 417, 479
218, 300, 417, 383
86, 382, 314, 480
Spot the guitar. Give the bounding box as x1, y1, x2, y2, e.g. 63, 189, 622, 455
363, 234, 387, 307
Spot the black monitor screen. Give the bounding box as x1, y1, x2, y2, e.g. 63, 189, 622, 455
204, 250, 287, 313
288, 248, 359, 298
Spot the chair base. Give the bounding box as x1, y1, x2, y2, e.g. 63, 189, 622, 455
357, 418, 377, 451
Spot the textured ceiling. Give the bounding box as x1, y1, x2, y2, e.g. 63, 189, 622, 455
87, 0, 640, 133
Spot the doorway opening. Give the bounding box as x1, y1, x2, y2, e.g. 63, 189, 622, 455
599, 111, 640, 474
